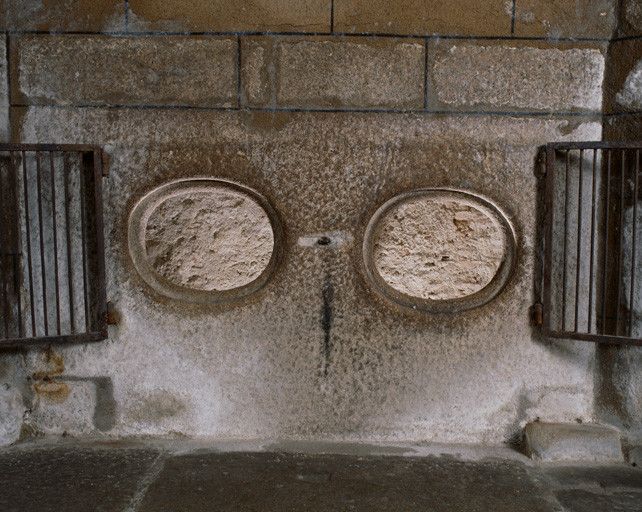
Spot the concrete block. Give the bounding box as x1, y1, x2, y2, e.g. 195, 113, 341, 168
523, 422, 624, 462
427, 41, 605, 113
128, 0, 331, 33
334, 0, 511, 36
241, 37, 425, 109
0, 0, 125, 32
513, 0, 616, 39
11, 35, 238, 108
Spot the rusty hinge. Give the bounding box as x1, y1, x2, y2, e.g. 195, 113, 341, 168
530, 303, 544, 327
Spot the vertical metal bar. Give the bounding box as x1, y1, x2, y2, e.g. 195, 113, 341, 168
588, 149, 598, 332
562, 150, 570, 329
22, 151, 36, 336
629, 149, 639, 336
543, 145, 556, 334
616, 150, 626, 335
0, 158, 7, 338
63, 153, 75, 333
50, 152, 61, 334
78, 152, 90, 330
574, 150, 584, 332
35, 152, 48, 335
601, 149, 612, 334
12, 152, 23, 339
91, 149, 107, 335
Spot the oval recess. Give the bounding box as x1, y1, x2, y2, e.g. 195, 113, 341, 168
128, 178, 282, 304
363, 188, 517, 313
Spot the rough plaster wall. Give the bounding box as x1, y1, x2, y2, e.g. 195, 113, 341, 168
372, 196, 507, 301
143, 187, 274, 292
8, 108, 601, 444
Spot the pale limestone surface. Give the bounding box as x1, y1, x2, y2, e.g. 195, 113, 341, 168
144, 186, 274, 292
0, 0, 126, 31
9, 108, 601, 445
13, 35, 238, 107
616, 59, 642, 110
523, 422, 623, 463
512, 0, 615, 38
372, 195, 506, 301
0, 384, 23, 445
430, 43, 605, 112
241, 37, 425, 109
333, 0, 510, 36
127, 0, 331, 33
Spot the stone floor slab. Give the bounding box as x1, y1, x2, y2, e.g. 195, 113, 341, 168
137, 451, 559, 512
0, 444, 160, 512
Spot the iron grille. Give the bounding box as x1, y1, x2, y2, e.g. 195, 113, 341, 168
540, 142, 642, 345
0, 144, 107, 348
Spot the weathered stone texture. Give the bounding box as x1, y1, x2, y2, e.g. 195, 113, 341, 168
143, 184, 274, 292
334, 0, 511, 36
603, 40, 642, 114
241, 37, 425, 109
11, 106, 601, 444
128, 0, 330, 33
427, 42, 606, 112
523, 422, 623, 462
513, 0, 616, 38
372, 194, 507, 301
12, 35, 238, 107
0, 0, 125, 31
0, 36, 7, 141
619, 0, 642, 36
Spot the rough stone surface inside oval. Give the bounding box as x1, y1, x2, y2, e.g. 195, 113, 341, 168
373, 196, 507, 301
144, 187, 274, 292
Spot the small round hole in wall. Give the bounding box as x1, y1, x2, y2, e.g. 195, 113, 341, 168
128, 178, 282, 304
363, 189, 516, 313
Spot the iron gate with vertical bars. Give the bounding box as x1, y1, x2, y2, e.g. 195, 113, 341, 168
541, 142, 642, 345
0, 144, 107, 348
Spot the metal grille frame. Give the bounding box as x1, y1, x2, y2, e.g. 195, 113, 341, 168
540, 141, 642, 346
0, 144, 107, 348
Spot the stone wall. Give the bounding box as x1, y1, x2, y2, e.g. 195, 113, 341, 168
0, 0, 639, 447
598, 1, 642, 444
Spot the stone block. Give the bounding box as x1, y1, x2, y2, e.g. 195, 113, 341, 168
11, 35, 238, 108
0, 0, 125, 32
603, 40, 642, 114
0, 35, 7, 141
618, 0, 642, 37
427, 41, 606, 113
128, 0, 331, 33
0, 384, 23, 446
241, 37, 425, 109
513, 0, 616, 38
333, 0, 511, 36
523, 422, 623, 462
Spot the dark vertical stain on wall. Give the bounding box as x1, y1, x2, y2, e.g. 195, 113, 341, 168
321, 276, 334, 377
510, 0, 517, 34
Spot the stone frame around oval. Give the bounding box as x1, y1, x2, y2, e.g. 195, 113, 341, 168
128, 178, 283, 304
362, 188, 517, 314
